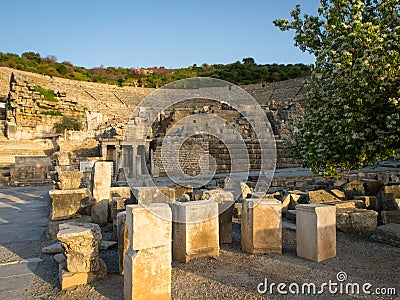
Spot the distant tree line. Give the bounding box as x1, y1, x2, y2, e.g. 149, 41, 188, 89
0, 52, 311, 88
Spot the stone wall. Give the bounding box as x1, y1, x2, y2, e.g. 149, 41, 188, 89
5, 73, 85, 139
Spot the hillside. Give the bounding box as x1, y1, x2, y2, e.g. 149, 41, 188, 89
0, 52, 311, 88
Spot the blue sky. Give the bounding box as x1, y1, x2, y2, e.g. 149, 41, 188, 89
0, 0, 321, 69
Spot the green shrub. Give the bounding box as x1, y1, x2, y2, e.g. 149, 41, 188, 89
53, 116, 83, 133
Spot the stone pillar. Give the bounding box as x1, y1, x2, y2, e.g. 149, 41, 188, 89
241, 198, 282, 254
296, 204, 336, 262
57, 222, 107, 290
124, 204, 172, 300
91, 162, 112, 225
117, 211, 128, 275
171, 200, 219, 263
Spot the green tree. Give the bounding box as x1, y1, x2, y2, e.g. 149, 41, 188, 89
274, 0, 400, 177
53, 116, 83, 133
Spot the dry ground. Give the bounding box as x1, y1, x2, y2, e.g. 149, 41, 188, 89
23, 222, 399, 300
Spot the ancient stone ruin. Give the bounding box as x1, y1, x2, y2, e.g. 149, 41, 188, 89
0, 70, 399, 299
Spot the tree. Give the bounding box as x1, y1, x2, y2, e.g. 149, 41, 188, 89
274, 0, 400, 177
53, 116, 83, 133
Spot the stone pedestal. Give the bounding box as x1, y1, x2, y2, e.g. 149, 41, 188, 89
57, 222, 102, 273
57, 222, 106, 290
91, 162, 112, 225
171, 200, 219, 263
49, 188, 94, 221
296, 204, 336, 262
241, 198, 282, 254
124, 204, 172, 300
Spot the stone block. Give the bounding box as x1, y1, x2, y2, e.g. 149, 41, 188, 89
117, 211, 128, 275
124, 204, 172, 300
49, 188, 94, 221
124, 246, 171, 300
336, 208, 378, 233
109, 197, 127, 223
308, 190, 341, 204
42, 242, 64, 254
58, 171, 83, 190
334, 200, 366, 209
355, 196, 379, 211
202, 189, 235, 244
110, 186, 132, 198
91, 162, 112, 225
59, 258, 107, 290
218, 201, 234, 244
126, 204, 172, 250
171, 200, 219, 263
241, 198, 282, 254
381, 210, 400, 224
343, 180, 365, 199
131, 186, 175, 204
57, 222, 102, 273
47, 215, 92, 240
296, 204, 336, 262
362, 179, 384, 196
329, 189, 346, 200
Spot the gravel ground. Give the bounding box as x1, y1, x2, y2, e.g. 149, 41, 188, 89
19, 222, 399, 300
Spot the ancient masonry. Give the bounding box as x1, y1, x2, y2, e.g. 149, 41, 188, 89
5, 73, 85, 139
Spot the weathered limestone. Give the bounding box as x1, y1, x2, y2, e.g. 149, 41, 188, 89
57, 222, 106, 290
171, 200, 219, 263
49, 188, 94, 221
329, 189, 346, 200
336, 208, 378, 232
362, 179, 384, 196
308, 190, 341, 204
296, 204, 336, 262
109, 196, 127, 223
91, 162, 112, 225
202, 189, 235, 244
241, 198, 282, 254
131, 186, 175, 204
334, 200, 366, 209
47, 215, 92, 240
124, 204, 172, 300
57, 222, 102, 273
117, 211, 128, 275
59, 259, 107, 290
343, 180, 365, 199
354, 196, 379, 211
58, 171, 83, 190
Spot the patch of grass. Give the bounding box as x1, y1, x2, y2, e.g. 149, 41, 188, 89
33, 85, 57, 101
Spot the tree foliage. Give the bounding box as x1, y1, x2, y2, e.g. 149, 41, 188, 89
274, 0, 400, 177
0, 52, 310, 88
53, 116, 83, 133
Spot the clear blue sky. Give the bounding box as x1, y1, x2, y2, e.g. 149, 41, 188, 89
0, 0, 320, 69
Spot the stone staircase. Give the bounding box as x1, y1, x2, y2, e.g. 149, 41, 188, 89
0, 140, 51, 167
